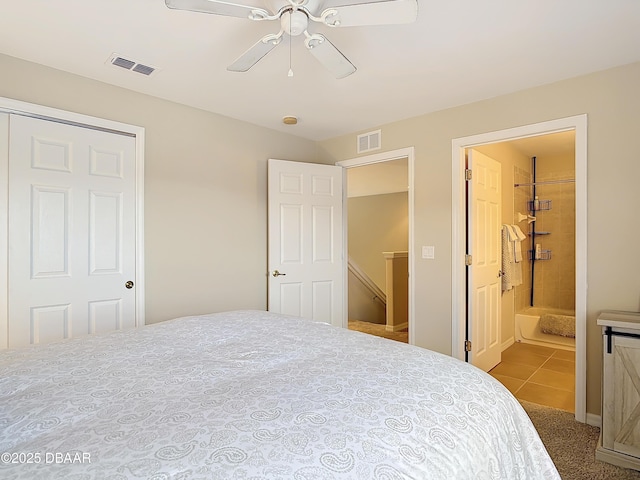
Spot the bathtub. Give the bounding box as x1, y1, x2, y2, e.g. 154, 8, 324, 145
514, 307, 575, 351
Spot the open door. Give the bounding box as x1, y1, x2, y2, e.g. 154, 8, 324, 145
267, 159, 344, 327
467, 149, 502, 372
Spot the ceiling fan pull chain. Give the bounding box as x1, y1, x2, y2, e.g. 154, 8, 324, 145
288, 13, 294, 77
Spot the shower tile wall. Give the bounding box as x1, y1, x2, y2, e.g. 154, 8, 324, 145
514, 159, 575, 312
532, 168, 576, 310
514, 166, 533, 312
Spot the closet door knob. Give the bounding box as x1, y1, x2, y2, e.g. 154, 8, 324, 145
497, 270, 504, 278
272, 270, 286, 277
125, 281, 134, 289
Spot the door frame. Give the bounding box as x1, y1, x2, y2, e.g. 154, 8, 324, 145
451, 115, 587, 423
0, 96, 146, 349
337, 147, 415, 344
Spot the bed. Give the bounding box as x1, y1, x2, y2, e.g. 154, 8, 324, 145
0, 310, 559, 479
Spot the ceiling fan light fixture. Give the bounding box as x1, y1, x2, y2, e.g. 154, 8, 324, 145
167, 0, 418, 77
281, 10, 308, 36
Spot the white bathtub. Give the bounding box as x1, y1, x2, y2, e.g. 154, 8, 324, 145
514, 307, 575, 351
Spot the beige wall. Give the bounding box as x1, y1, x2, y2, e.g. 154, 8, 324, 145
4, 50, 640, 417
348, 269, 386, 324
319, 61, 640, 416
348, 192, 409, 292
347, 191, 408, 325
0, 53, 324, 324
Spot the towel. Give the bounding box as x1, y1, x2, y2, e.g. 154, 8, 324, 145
501, 226, 513, 291
511, 225, 527, 263
504, 225, 517, 257
511, 225, 524, 286
503, 224, 525, 287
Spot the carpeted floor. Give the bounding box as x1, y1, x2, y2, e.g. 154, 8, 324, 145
347, 319, 408, 343
521, 400, 640, 480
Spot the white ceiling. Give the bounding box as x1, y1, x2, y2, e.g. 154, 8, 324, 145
1, 0, 639, 141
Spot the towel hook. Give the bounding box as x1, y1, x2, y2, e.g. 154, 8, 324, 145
516, 212, 536, 224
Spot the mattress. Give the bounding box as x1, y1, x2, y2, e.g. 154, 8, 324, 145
0, 310, 559, 479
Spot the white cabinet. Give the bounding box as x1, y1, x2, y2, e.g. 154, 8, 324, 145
596, 310, 640, 471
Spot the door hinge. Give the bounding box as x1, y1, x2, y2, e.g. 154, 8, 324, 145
465, 254, 472, 266
465, 169, 472, 181
465, 340, 472, 352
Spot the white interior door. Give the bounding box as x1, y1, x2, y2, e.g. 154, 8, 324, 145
467, 149, 502, 372
8, 114, 137, 347
267, 158, 344, 327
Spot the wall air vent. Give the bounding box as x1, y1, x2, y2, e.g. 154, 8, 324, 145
107, 53, 158, 77
357, 129, 381, 154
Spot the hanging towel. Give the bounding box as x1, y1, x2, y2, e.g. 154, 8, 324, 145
504, 225, 520, 262
501, 225, 513, 292
504, 224, 525, 287
504, 225, 516, 257
511, 224, 526, 287
511, 225, 527, 263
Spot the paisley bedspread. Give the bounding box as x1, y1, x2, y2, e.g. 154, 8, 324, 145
0, 310, 559, 479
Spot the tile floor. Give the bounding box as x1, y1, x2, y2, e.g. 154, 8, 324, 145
489, 342, 575, 412
347, 326, 574, 412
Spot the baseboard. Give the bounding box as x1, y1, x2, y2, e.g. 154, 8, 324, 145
586, 412, 601, 428
502, 336, 515, 352
386, 322, 408, 332
596, 432, 640, 471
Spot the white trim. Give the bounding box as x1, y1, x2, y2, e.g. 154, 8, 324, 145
382, 251, 408, 259
587, 413, 602, 428
0, 96, 146, 349
501, 336, 515, 352
0, 113, 8, 349
451, 115, 588, 423
386, 322, 408, 332
0, 97, 138, 136
134, 130, 146, 327
337, 147, 415, 344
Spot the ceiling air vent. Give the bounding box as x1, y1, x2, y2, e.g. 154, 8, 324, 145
357, 129, 381, 154
107, 53, 158, 76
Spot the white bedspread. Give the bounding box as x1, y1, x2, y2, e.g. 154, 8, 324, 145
0, 310, 559, 479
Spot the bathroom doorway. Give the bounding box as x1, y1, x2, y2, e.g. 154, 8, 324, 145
471, 132, 577, 412
451, 115, 588, 423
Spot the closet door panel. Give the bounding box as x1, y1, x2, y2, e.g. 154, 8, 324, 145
7, 114, 137, 347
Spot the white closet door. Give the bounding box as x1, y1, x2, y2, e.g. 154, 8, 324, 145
8, 114, 137, 347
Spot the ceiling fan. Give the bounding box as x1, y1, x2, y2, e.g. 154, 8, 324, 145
165, 0, 418, 79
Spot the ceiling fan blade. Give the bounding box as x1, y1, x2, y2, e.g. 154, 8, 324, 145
306, 34, 356, 79
165, 0, 271, 19
227, 33, 283, 72
320, 0, 418, 27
